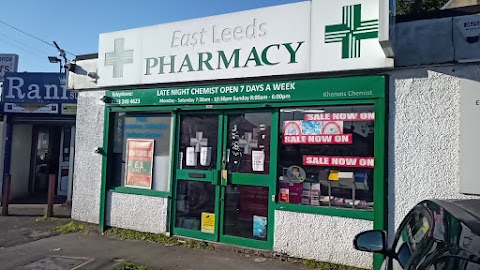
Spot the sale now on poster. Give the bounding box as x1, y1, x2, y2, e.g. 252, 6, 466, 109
283, 120, 351, 144
303, 156, 374, 168
304, 112, 375, 121
125, 139, 155, 189
283, 134, 352, 144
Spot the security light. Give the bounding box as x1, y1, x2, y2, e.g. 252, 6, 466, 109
100, 96, 113, 103
48, 56, 61, 63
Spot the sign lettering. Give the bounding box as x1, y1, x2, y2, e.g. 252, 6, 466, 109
303, 155, 374, 168
283, 134, 352, 144
106, 76, 386, 107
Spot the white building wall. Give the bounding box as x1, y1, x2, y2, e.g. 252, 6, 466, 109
388, 65, 480, 234
71, 90, 105, 223
105, 192, 168, 234
274, 211, 373, 268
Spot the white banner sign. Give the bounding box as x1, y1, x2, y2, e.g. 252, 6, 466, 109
0, 54, 19, 82
97, 0, 393, 87
98, 2, 311, 87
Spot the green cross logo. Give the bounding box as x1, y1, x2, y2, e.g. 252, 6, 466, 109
105, 38, 133, 78
325, 4, 378, 59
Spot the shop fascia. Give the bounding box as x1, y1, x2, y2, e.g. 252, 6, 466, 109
3, 74, 77, 101
98, 2, 310, 86
98, 0, 393, 87
144, 41, 305, 75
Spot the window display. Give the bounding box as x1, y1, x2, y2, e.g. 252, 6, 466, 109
227, 113, 271, 174
277, 105, 375, 210
178, 115, 218, 170
111, 113, 173, 192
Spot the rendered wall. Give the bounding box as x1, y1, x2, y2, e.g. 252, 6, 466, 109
274, 211, 373, 268
71, 90, 105, 223
9, 124, 32, 200
388, 65, 479, 234
105, 192, 168, 234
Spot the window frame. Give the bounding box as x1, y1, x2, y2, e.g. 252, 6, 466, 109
274, 98, 386, 222
106, 109, 177, 198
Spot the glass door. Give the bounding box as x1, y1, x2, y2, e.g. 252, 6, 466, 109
173, 111, 276, 249
219, 112, 275, 249
57, 126, 72, 196
173, 113, 223, 241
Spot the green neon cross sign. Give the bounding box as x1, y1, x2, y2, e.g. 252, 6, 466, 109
325, 4, 379, 59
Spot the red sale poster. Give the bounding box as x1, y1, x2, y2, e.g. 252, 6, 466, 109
283, 134, 352, 144
125, 139, 155, 189
304, 112, 375, 121
303, 156, 374, 168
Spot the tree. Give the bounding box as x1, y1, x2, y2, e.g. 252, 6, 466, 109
397, 0, 451, 15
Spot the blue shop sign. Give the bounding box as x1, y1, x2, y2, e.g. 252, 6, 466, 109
2, 72, 77, 115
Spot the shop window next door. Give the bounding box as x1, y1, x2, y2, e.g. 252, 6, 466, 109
173, 112, 276, 250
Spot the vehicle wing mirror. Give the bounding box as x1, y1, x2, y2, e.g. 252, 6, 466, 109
353, 230, 387, 254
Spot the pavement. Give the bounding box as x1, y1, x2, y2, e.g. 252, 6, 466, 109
0, 205, 307, 270
0, 204, 72, 248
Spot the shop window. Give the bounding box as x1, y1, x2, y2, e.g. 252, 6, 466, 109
277, 105, 375, 210
110, 112, 173, 192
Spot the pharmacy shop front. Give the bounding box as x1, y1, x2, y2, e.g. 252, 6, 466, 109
99, 75, 387, 251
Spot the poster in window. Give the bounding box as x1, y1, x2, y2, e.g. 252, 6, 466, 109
125, 139, 154, 189
253, 215, 267, 238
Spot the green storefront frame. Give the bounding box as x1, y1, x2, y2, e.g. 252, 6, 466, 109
98, 75, 388, 269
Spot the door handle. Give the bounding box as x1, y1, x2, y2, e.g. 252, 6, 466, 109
221, 170, 228, 186
211, 170, 227, 186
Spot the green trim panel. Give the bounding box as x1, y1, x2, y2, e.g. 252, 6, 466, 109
220, 235, 271, 250
275, 203, 374, 221
172, 227, 216, 242
106, 76, 386, 107
110, 186, 171, 198
229, 173, 271, 187
98, 107, 111, 232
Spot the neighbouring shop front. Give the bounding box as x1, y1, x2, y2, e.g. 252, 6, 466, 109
100, 76, 387, 250
2, 72, 77, 202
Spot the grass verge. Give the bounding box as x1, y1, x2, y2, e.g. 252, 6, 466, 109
105, 227, 212, 250
35, 216, 58, 222
115, 261, 152, 270
303, 259, 368, 270
55, 221, 85, 234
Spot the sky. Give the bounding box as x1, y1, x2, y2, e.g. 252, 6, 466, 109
1, 0, 304, 73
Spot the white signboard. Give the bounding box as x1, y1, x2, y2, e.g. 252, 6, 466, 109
98, 2, 311, 87
0, 54, 19, 82
459, 78, 480, 195
310, 0, 393, 72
